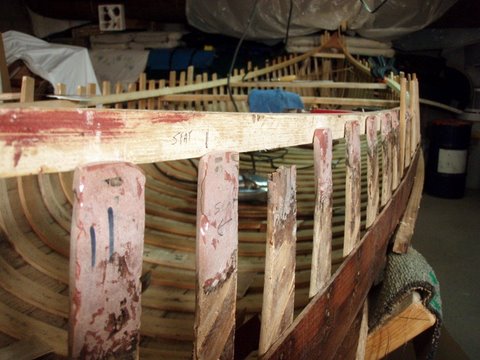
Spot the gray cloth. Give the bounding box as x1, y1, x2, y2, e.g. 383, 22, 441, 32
369, 247, 442, 359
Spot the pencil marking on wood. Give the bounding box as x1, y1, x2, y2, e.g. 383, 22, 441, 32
89, 225, 96, 267
108, 207, 114, 261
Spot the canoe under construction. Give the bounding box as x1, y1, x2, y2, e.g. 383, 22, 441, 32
0, 33, 425, 359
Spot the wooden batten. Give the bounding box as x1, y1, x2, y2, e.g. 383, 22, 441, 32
309, 129, 333, 298
399, 77, 407, 174
381, 113, 393, 207
259, 166, 297, 355
366, 115, 379, 228
343, 120, 361, 257
391, 111, 400, 190
20, 76, 34, 103
194, 152, 239, 360
69, 162, 145, 359
138, 73, 147, 110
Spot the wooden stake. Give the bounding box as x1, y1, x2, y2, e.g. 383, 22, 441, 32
366, 115, 379, 228
344, 120, 361, 256
310, 129, 332, 298
69, 162, 145, 359
381, 113, 393, 207
399, 77, 407, 174
391, 111, 400, 190
20, 76, 34, 103
259, 166, 297, 355
138, 73, 147, 110
195, 152, 239, 360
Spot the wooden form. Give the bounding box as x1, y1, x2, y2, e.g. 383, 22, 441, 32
0, 32, 425, 359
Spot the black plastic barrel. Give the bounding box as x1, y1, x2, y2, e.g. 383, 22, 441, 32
426, 119, 472, 198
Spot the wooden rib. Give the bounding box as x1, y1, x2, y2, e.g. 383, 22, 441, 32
194, 152, 239, 360
414, 77, 421, 150
147, 80, 156, 110
86, 83, 96, 97
381, 113, 393, 207
55, 83, 66, 96
0, 301, 67, 356
114, 82, 122, 109
139, 73, 147, 109
343, 120, 361, 256
392, 151, 425, 254
262, 149, 420, 360
230, 81, 387, 89
20, 76, 34, 103
69, 162, 145, 359
365, 292, 435, 359
0, 336, 53, 360
259, 166, 297, 355
366, 115, 379, 228
76, 86, 86, 96
309, 129, 332, 298
127, 83, 137, 109
399, 76, 407, 174
391, 111, 400, 190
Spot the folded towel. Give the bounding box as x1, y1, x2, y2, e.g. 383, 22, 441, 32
248, 89, 304, 113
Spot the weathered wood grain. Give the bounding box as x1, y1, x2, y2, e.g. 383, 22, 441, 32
262, 149, 420, 360
310, 128, 333, 298
69, 162, 145, 359
195, 152, 239, 360
366, 115, 379, 228
344, 120, 361, 257
259, 166, 297, 355
381, 113, 393, 207
0, 108, 371, 178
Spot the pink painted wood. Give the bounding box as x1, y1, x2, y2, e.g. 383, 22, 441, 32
366, 115, 379, 229
195, 152, 239, 360
344, 120, 361, 257
310, 129, 332, 298
381, 113, 393, 207
259, 166, 297, 355
69, 162, 145, 359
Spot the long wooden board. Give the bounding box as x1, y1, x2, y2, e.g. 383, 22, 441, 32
0, 108, 378, 178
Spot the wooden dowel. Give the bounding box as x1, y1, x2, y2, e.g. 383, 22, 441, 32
366, 115, 379, 228
86, 83, 96, 97
55, 83, 66, 96
69, 162, 145, 359
343, 120, 361, 256
259, 166, 297, 355
127, 83, 136, 109
147, 80, 156, 110
309, 129, 332, 298
138, 73, 147, 109
194, 152, 239, 360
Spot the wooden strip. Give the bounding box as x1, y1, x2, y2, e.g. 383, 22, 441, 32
355, 301, 369, 359
414, 77, 421, 149
55, 83, 66, 96
138, 73, 147, 109
381, 113, 393, 207
343, 120, 361, 257
0, 93, 21, 101
127, 83, 136, 109
392, 151, 425, 254
230, 81, 387, 89
309, 129, 332, 298
259, 166, 297, 355
0, 108, 370, 178
147, 80, 156, 110
114, 82, 122, 109
399, 77, 407, 174
194, 152, 239, 360
365, 292, 436, 359
262, 149, 420, 360
0, 33, 11, 93
405, 109, 412, 168
69, 162, 145, 359
148, 94, 398, 108
391, 111, 400, 190
86, 83, 96, 97
20, 76, 34, 103
366, 115, 379, 228
0, 336, 53, 360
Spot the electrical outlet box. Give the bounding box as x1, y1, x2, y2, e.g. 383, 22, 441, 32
98, 4, 126, 31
